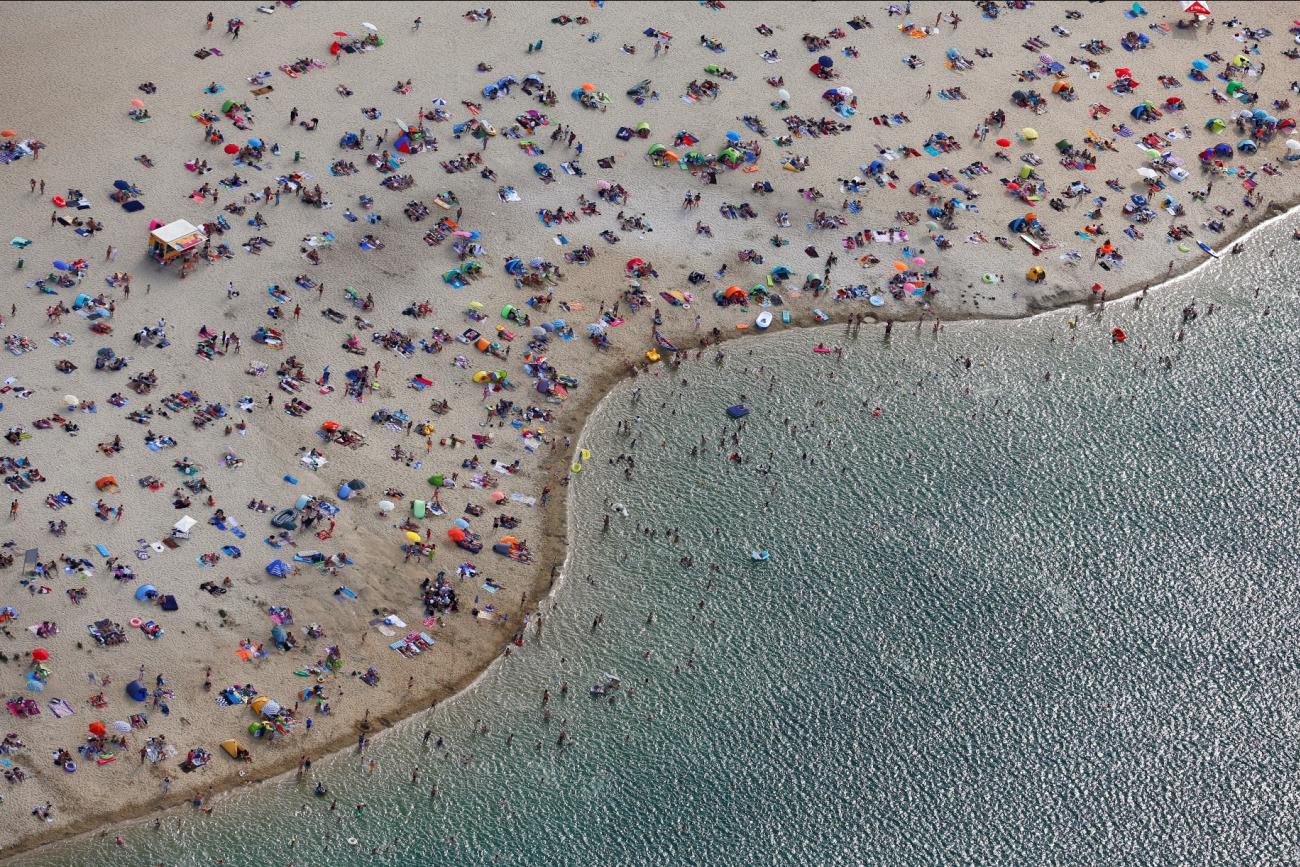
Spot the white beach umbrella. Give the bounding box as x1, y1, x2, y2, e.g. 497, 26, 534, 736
63, 395, 79, 407
361, 21, 377, 31
261, 700, 281, 716
1286, 139, 1300, 151
112, 720, 132, 733
1136, 167, 1159, 179
377, 500, 395, 514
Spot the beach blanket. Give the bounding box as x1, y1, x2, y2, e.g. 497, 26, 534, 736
48, 698, 75, 718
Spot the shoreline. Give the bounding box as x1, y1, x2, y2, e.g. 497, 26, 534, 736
9, 195, 1297, 865
4, 0, 1300, 858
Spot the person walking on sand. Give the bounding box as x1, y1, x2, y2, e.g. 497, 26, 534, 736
8, 499, 17, 520
413, 16, 422, 31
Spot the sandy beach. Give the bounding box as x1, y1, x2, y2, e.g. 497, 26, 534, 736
1, 0, 1298, 858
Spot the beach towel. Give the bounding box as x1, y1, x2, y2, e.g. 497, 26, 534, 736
48, 698, 74, 718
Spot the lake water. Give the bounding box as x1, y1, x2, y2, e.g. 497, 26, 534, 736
28, 213, 1300, 866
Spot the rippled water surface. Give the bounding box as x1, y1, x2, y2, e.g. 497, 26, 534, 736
30, 216, 1300, 865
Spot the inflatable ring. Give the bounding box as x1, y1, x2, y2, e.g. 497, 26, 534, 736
64, 761, 77, 773
129, 617, 143, 628
348, 837, 359, 846
570, 463, 582, 473
51, 195, 66, 207
981, 273, 996, 284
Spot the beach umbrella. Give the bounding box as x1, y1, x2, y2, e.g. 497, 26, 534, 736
377, 500, 395, 513
1136, 167, 1158, 179
113, 180, 130, 191
454, 517, 470, 529
89, 721, 106, 736
468, 301, 484, 310
580, 82, 596, 92
491, 491, 506, 503
32, 648, 49, 661
262, 700, 281, 716
995, 137, 1011, 147
404, 530, 421, 543
130, 98, 145, 109
0, 130, 15, 138
913, 256, 925, 265
348, 479, 366, 490
777, 89, 790, 101
818, 55, 833, 69
447, 527, 466, 542
63, 395, 79, 409
1287, 139, 1300, 150
903, 282, 916, 292
725, 131, 741, 143
361, 21, 377, 31
53, 260, 69, 271
1191, 58, 1209, 71
112, 720, 131, 733
223, 143, 239, 155
332, 30, 348, 36
1021, 127, 1038, 141
893, 261, 907, 271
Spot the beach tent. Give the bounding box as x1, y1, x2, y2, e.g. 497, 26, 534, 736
134, 584, 158, 602
148, 220, 206, 264
174, 515, 198, 535
266, 559, 290, 578
1237, 139, 1258, 154
126, 680, 149, 701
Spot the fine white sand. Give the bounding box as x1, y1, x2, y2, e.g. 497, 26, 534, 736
0, 0, 1297, 857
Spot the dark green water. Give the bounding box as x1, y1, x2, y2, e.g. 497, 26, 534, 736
30, 215, 1300, 865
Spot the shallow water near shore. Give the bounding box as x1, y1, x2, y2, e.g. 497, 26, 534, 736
27, 214, 1300, 865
